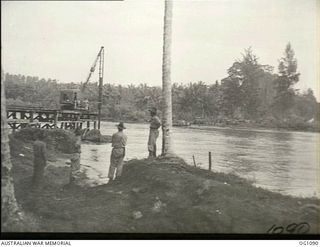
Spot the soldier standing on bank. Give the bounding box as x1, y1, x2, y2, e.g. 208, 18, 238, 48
148, 107, 161, 158
32, 132, 47, 189
108, 122, 127, 182
70, 127, 82, 183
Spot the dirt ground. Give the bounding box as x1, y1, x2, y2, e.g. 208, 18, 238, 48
7, 129, 320, 234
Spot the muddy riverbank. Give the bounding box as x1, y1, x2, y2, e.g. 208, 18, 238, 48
6, 128, 320, 234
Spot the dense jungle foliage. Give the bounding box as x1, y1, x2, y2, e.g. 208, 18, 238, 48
4, 44, 319, 131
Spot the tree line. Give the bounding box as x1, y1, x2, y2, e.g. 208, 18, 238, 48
4, 43, 319, 131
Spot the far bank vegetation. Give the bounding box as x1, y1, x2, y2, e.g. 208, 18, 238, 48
4, 44, 319, 132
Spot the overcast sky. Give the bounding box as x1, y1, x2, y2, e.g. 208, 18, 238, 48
2, 0, 319, 100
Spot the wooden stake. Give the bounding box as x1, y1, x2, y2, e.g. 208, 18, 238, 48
208, 151, 212, 171
192, 155, 196, 167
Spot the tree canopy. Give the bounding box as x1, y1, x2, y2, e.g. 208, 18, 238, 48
4, 43, 319, 131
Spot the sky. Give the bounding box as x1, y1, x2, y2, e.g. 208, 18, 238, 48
2, 0, 320, 100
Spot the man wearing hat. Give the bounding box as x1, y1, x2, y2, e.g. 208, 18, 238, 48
32, 131, 47, 189
148, 107, 161, 158
108, 122, 128, 181
70, 127, 82, 184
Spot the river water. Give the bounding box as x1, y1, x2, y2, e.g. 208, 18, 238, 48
80, 121, 320, 198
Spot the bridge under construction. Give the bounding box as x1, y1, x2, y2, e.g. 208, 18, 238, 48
6, 105, 98, 132
6, 46, 105, 132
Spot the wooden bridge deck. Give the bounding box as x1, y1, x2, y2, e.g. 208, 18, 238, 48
6, 106, 99, 131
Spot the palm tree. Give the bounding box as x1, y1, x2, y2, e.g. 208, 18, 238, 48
1, 68, 22, 230
161, 0, 174, 156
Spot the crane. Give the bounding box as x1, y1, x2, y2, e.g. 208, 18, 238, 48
81, 46, 105, 129
82, 46, 105, 93
59, 46, 105, 130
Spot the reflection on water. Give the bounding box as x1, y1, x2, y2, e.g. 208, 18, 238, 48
80, 121, 320, 198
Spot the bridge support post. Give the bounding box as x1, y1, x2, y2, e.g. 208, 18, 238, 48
30, 112, 34, 123
54, 112, 58, 128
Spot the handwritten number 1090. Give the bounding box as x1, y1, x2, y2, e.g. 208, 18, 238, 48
267, 222, 310, 234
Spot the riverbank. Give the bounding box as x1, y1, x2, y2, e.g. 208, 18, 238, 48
186, 124, 319, 135
104, 118, 320, 133
7, 129, 320, 234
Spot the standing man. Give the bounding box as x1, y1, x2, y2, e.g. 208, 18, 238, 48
73, 92, 78, 109
32, 132, 47, 189
70, 127, 82, 183
83, 98, 89, 111
108, 122, 127, 181
148, 107, 161, 158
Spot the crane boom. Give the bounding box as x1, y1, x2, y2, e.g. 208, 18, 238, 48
80, 46, 104, 130
82, 46, 104, 92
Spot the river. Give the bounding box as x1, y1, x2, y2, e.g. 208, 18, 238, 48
80, 121, 320, 198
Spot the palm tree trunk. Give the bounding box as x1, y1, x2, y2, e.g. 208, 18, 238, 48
161, 0, 174, 156
1, 68, 22, 230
